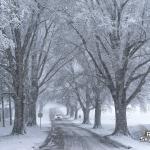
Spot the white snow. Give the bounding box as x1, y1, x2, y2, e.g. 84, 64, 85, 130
1, 103, 150, 150
71, 108, 150, 150
110, 135, 150, 150
0, 125, 48, 150
0, 102, 65, 150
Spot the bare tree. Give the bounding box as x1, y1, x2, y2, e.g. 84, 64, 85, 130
67, 0, 150, 135
0, 0, 40, 134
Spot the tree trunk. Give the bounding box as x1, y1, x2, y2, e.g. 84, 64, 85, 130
74, 108, 78, 120
82, 87, 91, 124
112, 69, 129, 135
93, 100, 101, 129
2, 97, 5, 127
113, 102, 129, 135
27, 54, 38, 126
12, 75, 25, 134
27, 102, 37, 126
82, 109, 90, 124
9, 96, 12, 126
70, 106, 74, 118
66, 105, 70, 116
26, 93, 38, 126
12, 98, 25, 134
0, 111, 1, 122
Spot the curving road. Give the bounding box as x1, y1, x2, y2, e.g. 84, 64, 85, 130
39, 120, 130, 150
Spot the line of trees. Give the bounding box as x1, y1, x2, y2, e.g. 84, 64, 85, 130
49, 0, 150, 136
0, 0, 150, 136
0, 0, 76, 134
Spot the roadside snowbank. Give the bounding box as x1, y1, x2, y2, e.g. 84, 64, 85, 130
71, 119, 150, 150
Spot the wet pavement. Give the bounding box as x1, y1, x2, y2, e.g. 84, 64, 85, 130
39, 120, 130, 150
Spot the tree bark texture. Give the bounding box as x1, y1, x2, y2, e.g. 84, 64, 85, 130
93, 100, 101, 129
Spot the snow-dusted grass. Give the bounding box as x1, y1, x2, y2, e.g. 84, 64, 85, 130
110, 135, 150, 150
72, 122, 150, 150
71, 109, 150, 150
0, 125, 49, 150
54, 103, 150, 149
40, 103, 150, 150
1, 103, 150, 150
0, 102, 65, 150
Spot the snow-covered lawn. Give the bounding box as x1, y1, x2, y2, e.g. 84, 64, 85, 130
0, 103, 150, 150
0, 125, 48, 150
72, 122, 150, 150
0, 102, 63, 150
71, 110, 150, 150
110, 135, 150, 150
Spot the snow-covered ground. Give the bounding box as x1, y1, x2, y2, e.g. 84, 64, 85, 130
71, 121, 150, 150
72, 109, 150, 150
0, 103, 150, 150
0, 125, 48, 150
0, 102, 65, 150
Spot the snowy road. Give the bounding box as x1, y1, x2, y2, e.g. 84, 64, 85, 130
39, 120, 130, 150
